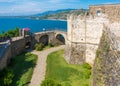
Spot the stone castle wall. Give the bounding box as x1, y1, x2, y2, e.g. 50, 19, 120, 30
64, 15, 109, 65
0, 46, 11, 69
65, 4, 120, 66
0, 31, 67, 70
108, 23, 120, 51
93, 27, 120, 86
89, 4, 120, 22
0, 38, 26, 70
65, 4, 120, 85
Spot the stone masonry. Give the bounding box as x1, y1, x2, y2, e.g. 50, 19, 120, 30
89, 4, 120, 22
64, 4, 120, 66
93, 27, 120, 86
64, 4, 120, 86
0, 31, 66, 70
64, 14, 109, 65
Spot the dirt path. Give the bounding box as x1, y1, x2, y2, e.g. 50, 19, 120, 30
29, 45, 65, 86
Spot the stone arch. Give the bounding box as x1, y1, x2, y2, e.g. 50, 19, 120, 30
54, 30, 67, 45
55, 33, 65, 45
39, 35, 49, 45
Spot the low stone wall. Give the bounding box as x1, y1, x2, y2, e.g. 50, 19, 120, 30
0, 31, 67, 70
0, 36, 31, 70
0, 46, 11, 70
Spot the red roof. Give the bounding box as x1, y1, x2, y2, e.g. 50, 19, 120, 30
23, 28, 30, 31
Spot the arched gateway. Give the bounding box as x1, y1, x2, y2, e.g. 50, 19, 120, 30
39, 35, 49, 45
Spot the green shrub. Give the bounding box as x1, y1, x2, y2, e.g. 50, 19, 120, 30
83, 63, 92, 69
0, 68, 14, 86
41, 79, 61, 86
0, 28, 19, 38
35, 43, 44, 51
48, 43, 54, 47
82, 63, 91, 79
4, 69, 14, 86
0, 68, 6, 86
84, 70, 91, 79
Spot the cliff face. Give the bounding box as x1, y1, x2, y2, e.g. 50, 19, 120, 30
93, 28, 120, 86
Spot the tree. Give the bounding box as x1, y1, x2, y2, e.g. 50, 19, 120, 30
4, 69, 14, 86
14, 27, 19, 37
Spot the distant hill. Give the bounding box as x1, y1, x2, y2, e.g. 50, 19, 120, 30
30, 9, 88, 20
34, 9, 75, 16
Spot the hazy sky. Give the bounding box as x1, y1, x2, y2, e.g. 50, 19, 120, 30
0, 0, 119, 16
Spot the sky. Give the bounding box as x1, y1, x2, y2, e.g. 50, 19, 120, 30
0, 0, 119, 16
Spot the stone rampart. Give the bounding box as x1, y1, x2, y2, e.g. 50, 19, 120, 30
0, 31, 67, 70
93, 27, 120, 86
0, 46, 11, 69
65, 15, 109, 65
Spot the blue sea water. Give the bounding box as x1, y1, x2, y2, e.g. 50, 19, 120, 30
0, 18, 67, 33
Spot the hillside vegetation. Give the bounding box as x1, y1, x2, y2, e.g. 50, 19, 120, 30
30, 9, 88, 20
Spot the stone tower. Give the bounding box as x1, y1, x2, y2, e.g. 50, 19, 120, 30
64, 4, 120, 66
64, 4, 120, 86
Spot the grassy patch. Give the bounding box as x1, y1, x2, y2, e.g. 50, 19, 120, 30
9, 52, 37, 86
45, 50, 91, 86
35, 43, 55, 51
35, 43, 59, 51
43, 45, 58, 50
43, 45, 53, 50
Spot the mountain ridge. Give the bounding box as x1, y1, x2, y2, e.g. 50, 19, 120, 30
33, 9, 76, 16
30, 8, 88, 20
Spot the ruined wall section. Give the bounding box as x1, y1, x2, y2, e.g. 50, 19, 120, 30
90, 4, 120, 22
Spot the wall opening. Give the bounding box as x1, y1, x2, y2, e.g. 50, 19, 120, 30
25, 42, 31, 49
39, 35, 49, 46
56, 34, 65, 44
97, 10, 101, 16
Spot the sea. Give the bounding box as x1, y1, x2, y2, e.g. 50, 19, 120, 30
0, 18, 67, 33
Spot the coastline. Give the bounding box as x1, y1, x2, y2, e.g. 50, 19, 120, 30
0, 17, 67, 33
34, 18, 67, 21
47, 19, 67, 21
